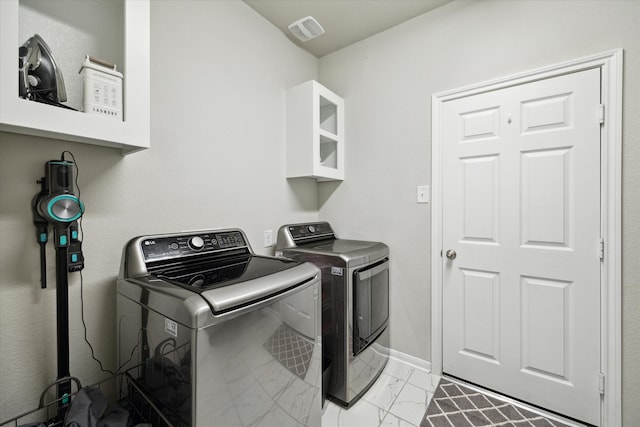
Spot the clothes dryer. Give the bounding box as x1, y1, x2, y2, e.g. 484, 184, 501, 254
276, 222, 389, 407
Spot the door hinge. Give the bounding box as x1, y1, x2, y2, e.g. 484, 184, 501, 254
598, 104, 605, 124
598, 373, 605, 395
599, 238, 605, 260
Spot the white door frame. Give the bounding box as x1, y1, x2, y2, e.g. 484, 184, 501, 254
431, 49, 623, 426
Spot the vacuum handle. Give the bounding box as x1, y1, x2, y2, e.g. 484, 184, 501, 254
32, 179, 49, 288
34, 221, 48, 288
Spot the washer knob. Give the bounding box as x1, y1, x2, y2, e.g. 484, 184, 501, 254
189, 236, 205, 250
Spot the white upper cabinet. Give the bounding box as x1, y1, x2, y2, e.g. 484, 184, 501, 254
287, 80, 344, 181
0, 0, 150, 154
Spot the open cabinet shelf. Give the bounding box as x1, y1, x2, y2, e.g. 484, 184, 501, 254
286, 80, 344, 181
0, 0, 150, 154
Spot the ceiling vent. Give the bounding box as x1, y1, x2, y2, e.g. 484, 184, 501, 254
288, 16, 325, 42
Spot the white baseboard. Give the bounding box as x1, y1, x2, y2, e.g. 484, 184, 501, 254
388, 349, 432, 373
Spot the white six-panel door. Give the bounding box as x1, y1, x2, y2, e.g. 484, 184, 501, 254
441, 68, 601, 425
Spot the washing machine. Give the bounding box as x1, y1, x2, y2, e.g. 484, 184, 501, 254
117, 228, 322, 426
275, 222, 389, 407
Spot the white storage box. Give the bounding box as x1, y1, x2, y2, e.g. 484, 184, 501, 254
79, 56, 123, 120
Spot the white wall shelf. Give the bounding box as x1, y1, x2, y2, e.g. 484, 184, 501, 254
286, 80, 344, 181
0, 0, 150, 154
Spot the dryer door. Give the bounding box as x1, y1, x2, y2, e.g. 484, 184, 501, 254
353, 258, 389, 355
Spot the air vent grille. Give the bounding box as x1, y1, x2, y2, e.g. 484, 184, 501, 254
288, 16, 325, 42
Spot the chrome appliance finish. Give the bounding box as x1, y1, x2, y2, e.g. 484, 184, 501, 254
117, 228, 322, 426
275, 222, 390, 407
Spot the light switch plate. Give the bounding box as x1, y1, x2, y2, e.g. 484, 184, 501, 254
417, 185, 429, 204
264, 230, 273, 247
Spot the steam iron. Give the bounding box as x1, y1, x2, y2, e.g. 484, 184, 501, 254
19, 34, 70, 108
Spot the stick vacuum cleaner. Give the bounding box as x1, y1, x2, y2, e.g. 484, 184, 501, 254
32, 157, 85, 419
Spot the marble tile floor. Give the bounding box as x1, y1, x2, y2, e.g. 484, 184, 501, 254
322, 358, 439, 427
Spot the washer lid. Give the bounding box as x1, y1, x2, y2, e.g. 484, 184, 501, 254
117, 257, 320, 328
200, 260, 318, 313
154, 254, 299, 291
154, 255, 319, 314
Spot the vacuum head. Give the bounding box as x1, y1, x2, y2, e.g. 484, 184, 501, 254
19, 34, 68, 105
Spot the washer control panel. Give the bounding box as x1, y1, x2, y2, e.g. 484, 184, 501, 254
141, 230, 247, 262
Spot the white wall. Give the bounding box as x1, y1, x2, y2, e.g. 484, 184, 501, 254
2, 0, 639, 424
317, 0, 640, 424
0, 0, 317, 418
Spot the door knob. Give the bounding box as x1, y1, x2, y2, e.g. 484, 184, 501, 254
446, 249, 457, 260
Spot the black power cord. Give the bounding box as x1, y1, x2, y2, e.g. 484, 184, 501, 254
60, 151, 139, 376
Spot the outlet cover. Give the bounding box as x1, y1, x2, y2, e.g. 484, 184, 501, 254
264, 230, 273, 247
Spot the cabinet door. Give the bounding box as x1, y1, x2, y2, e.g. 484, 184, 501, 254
315, 87, 344, 181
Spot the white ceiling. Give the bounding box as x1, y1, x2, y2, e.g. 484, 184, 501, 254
243, 0, 453, 57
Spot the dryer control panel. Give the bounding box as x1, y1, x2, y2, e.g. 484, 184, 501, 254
276, 222, 337, 249
288, 222, 334, 241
